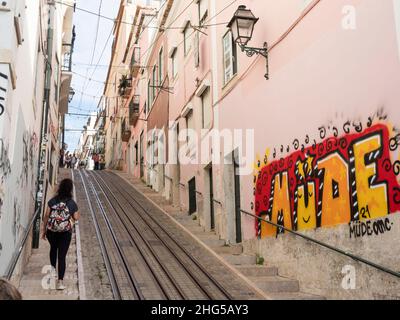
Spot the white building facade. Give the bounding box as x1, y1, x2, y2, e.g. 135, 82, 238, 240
0, 0, 75, 280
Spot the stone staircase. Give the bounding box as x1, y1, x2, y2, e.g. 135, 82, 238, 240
18, 237, 79, 300
121, 175, 324, 300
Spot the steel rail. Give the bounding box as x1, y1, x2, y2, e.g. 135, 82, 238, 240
91, 170, 209, 299
79, 170, 144, 299
88, 171, 187, 300
101, 171, 234, 300
78, 170, 122, 299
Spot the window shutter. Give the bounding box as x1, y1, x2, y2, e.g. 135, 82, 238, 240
199, 0, 208, 24
194, 31, 200, 68
223, 32, 233, 84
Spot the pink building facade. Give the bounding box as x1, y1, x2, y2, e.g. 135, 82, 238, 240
103, 0, 400, 298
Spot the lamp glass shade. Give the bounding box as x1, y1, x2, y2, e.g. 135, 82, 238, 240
227, 5, 259, 46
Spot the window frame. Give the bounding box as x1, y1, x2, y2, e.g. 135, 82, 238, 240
158, 47, 163, 85
183, 22, 192, 56
200, 87, 211, 129
198, 0, 208, 26
171, 48, 178, 78
222, 30, 237, 85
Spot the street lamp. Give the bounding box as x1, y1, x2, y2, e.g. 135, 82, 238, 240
227, 5, 269, 80
68, 87, 75, 103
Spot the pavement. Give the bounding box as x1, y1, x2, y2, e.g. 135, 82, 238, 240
18, 169, 80, 300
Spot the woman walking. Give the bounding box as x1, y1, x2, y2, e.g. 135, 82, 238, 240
41, 178, 80, 290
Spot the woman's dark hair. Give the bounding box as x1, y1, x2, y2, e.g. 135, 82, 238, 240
57, 178, 73, 200
0, 278, 22, 300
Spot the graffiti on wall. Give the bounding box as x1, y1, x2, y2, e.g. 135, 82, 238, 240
253, 112, 400, 238
349, 217, 393, 238
19, 130, 38, 188
0, 138, 11, 181
0, 70, 8, 117
12, 198, 21, 244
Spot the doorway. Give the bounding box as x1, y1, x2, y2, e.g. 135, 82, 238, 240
208, 166, 215, 230
188, 177, 197, 215
140, 131, 144, 178
233, 154, 242, 243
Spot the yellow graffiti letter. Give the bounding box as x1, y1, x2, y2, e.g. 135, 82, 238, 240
317, 153, 351, 226
296, 182, 317, 230
352, 134, 388, 220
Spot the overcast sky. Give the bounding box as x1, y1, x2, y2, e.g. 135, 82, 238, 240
64, 0, 120, 152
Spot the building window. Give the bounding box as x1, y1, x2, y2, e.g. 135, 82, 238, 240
200, 87, 211, 129
183, 22, 191, 56
152, 66, 157, 100
135, 142, 138, 165
158, 47, 163, 85
222, 31, 237, 85
198, 0, 208, 26
186, 109, 194, 144
170, 47, 178, 79
147, 80, 152, 107
54, 58, 59, 103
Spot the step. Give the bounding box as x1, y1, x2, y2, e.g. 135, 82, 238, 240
249, 276, 300, 293
267, 292, 325, 300
235, 265, 278, 277
212, 245, 243, 255
176, 217, 199, 226
184, 225, 205, 233
221, 254, 256, 265
200, 238, 226, 247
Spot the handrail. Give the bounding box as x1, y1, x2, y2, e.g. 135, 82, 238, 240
163, 174, 173, 181
240, 209, 400, 279
178, 182, 186, 188
4, 207, 40, 280
212, 198, 222, 206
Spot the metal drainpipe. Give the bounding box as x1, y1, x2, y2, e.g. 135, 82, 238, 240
32, 3, 54, 249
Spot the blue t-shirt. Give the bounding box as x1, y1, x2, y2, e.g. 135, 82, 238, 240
48, 197, 78, 217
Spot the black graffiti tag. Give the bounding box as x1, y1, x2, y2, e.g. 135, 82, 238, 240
0, 71, 8, 116
349, 218, 393, 238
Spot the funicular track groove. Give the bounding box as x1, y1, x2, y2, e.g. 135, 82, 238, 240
78, 170, 144, 300
81, 169, 232, 300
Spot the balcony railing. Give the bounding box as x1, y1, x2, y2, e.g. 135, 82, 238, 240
61, 26, 75, 72
129, 95, 140, 125
121, 120, 131, 142
62, 51, 72, 72
118, 77, 133, 98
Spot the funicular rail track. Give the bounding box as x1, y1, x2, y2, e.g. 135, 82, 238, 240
78, 169, 232, 300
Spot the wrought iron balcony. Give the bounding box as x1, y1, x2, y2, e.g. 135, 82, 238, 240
118, 76, 133, 98
121, 119, 131, 142
129, 95, 140, 126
